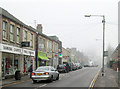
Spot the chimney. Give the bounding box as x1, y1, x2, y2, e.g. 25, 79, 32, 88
37, 24, 42, 33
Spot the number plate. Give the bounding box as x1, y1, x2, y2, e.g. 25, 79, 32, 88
37, 73, 43, 75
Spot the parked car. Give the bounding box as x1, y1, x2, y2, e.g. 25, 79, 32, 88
75, 63, 82, 69
31, 66, 59, 83
72, 63, 77, 70
57, 64, 67, 73
74, 63, 80, 69
68, 62, 74, 71
84, 64, 90, 67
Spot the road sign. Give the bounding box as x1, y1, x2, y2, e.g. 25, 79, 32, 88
104, 51, 108, 57
21, 42, 30, 47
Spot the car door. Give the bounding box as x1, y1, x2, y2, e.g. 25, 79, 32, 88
50, 67, 56, 79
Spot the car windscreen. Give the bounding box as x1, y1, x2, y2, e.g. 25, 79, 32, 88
57, 65, 64, 68
36, 67, 49, 71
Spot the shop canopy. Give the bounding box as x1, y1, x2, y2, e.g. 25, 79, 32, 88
38, 52, 49, 61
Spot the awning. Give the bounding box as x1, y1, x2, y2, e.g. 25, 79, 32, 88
38, 52, 49, 61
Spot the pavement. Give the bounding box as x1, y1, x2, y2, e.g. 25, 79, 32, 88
94, 67, 120, 88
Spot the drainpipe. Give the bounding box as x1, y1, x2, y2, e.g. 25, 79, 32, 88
35, 32, 38, 69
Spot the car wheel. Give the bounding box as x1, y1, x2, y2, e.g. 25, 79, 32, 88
49, 75, 53, 82
64, 70, 67, 73
56, 74, 59, 80
33, 80, 37, 83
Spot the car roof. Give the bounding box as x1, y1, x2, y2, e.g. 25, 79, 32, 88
37, 66, 53, 68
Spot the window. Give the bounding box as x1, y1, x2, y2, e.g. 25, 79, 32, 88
16, 27, 20, 43
43, 39, 45, 52
39, 38, 42, 51
47, 41, 49, 52
10, 24, 14, 42
30, 33, 33, 47
2, 21, 7, 39
24, 30, 27, 41
50, 42, 52, 52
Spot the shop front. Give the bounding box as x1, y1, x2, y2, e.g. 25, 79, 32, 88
0, 43, 22, 79
37, 52, 49, 67
0, 43, 35, 78
22, 49, 35, 74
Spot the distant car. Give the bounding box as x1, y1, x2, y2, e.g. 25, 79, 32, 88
68, 62, 74, 71
57, 64, 67, 73
72, 63, 77, 70
75, 63, 82, 69
84, 64, 89, 67
31, 66, 59, 83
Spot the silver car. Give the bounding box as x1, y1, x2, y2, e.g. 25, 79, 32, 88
31, 66, 59, 83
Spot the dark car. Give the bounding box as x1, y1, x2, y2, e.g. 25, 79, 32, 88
68, 62, 74, 71
84, 64, 90, 67
57, 65, 67, 73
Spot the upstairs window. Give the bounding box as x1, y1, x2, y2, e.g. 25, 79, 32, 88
10, 24, 14, 42
16, 27, 20, 43
2, 21, 7, 39
30, 33, 33, 47
24, 30, 27, 41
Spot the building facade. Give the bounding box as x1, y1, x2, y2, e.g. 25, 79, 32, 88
0, 7, 36, 79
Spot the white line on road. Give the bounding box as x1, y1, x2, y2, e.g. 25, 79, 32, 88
39, 84, 47, 87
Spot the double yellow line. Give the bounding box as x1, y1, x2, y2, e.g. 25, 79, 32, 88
1, 79, 32, 87
88, 69, 101, 89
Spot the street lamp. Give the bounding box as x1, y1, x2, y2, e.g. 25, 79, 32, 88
85, 15, 105, 76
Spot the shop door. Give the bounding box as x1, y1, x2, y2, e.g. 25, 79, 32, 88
2, 59, 5, 78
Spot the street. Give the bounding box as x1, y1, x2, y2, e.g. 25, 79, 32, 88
2, 67, 100, 88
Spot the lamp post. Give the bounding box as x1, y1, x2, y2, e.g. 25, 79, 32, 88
85, 15, 105, 76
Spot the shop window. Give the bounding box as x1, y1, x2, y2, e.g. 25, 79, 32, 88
14, 56, 19, 71
5, 58, 13, 75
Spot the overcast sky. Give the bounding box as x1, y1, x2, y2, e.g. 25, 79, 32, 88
0, 0, 119, 62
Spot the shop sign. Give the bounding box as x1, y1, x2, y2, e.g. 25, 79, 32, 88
0, 44, 22, 54
0, 44, 35, 56
21, 42, 30, 47
104, 51, 108, 57
23, 49, 35, 56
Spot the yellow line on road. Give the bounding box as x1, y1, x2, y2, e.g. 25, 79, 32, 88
88, 69, 100, 89
1, 79, 32, 87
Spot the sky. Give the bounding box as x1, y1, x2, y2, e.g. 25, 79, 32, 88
0, 0, 119, 63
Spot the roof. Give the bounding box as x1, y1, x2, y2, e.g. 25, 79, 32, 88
0, 7, 60, 43
0, 7, 36, 33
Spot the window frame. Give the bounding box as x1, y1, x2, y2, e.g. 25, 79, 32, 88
10, 24, 14, 42
16, 27, 20, 43
2, 21, 7, 40
30, 33, 33, 48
